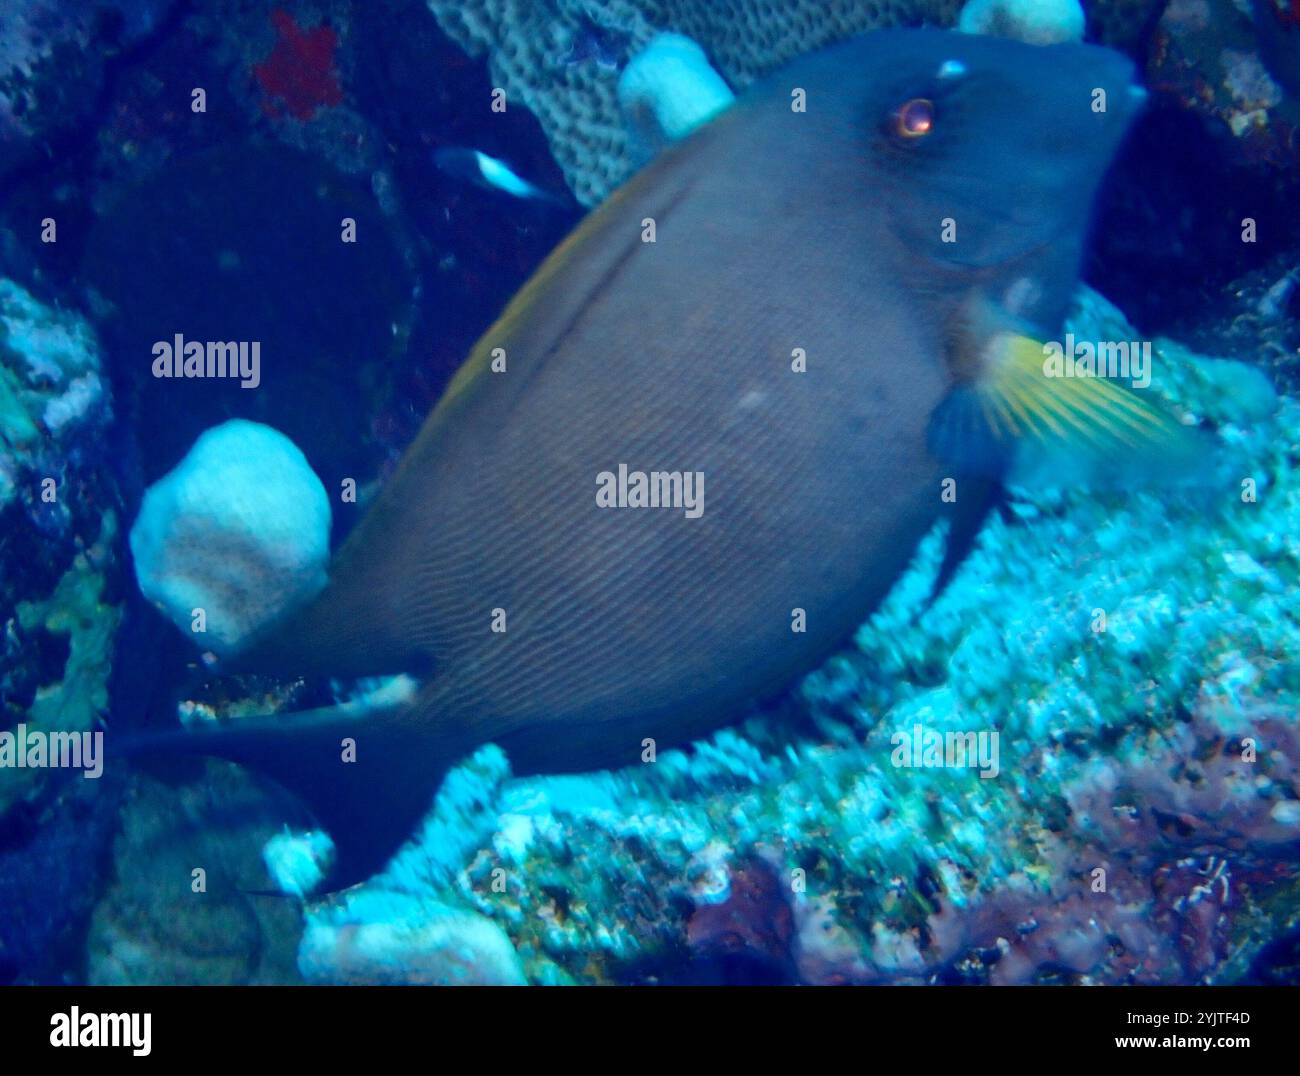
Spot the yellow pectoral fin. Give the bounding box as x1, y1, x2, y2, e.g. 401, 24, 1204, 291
929, 332, 1202, 478
982, 333, 1194, 454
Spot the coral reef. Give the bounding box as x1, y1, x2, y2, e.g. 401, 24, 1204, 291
1, 281, 120, 818
0, 281, 107, 509
86, 763, 303, 985
1148, 0, 1300, 161
165, 1, 378, 176
1167, 252, 1300, 394
0, 280, 123, 979
252, 8, 345, 121
0, 777, 118, 983
129, 419, 330, 657
0, 1, 178, 181
9, 527, 121, 803
0, 0, 1286, 989
299, 894, 527, 985
287, 285, 1300, 985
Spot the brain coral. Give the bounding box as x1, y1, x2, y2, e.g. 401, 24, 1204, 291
426, 0, 1168, 205
427, 0, 964, 205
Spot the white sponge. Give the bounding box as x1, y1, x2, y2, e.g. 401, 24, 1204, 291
617, 33, 734, 144
129, 419, 330, 657
263, 829, 336, 898
958, 0, 1086, 45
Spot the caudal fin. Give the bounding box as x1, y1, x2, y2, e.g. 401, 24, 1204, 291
120, 695, 461, 890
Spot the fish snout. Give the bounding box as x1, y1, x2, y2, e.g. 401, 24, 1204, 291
1084, 44, 1148, 127
1115, 75, 1149, 125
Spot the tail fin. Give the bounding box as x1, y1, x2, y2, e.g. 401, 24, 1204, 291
118, 695, 461, 890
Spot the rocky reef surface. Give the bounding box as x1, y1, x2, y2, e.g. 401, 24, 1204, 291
0, 280, 119, 816
0, 279, 123, 981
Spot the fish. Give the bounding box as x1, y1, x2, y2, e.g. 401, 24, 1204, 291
558, 15, 627, 72
136, 29, 1171, 888
432, 146, 572, 206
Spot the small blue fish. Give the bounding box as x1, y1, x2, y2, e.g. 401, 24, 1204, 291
558, 16, 626, 71
433, 147, 570, 207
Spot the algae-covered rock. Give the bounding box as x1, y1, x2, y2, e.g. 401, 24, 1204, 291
6, 525, 122, 812
0, 281, 120, 819
300, 894, 526, 985
0, 279, 107, 507
87, 763, 303, 986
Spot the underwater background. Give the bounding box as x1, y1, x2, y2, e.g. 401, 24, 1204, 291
0, 0, 1299, 986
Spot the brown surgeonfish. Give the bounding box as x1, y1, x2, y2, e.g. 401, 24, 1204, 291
145, 29, 1172, 886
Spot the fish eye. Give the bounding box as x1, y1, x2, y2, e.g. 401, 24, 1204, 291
893, 98, 935, 139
